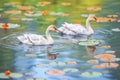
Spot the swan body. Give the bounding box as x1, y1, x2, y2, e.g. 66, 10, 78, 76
17, 25, 58, 45
58, 15, 97, 36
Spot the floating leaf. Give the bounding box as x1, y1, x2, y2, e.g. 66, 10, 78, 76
24, 11, 42, 17
46, 70, 65, 76
0, 23, 20, 29
100, 63, 119, 68
87, 60, 99, 63
25, 78, 34, 80
94, 54, 116, 62
17, 6, 34, 10
86, 7, 102, 11
58, 62, 66, 66
9, 73, 23, 78
25, 53, 37, 57
105, 50, 115, 54
49, 62, 66, 66
24, 71, 36, 75
36, 64, 48, 68
49, 62, 58, 66
101, 45, 111, 48
92, 65, 105, 69
4, 10, 21, 14
96, 17, 116, 22
78, 39, 103, 46
81, 72, 102, 78
111, 28, 120, 32
63, 68, 79, 72
0, 73, 9, 79
94, 54, 116, 59
61, 2, 71, 6
110, 58, 120, 61
67, 61, 77, 65
21, 18, 34, 21
36, 78, 45, 80
0, 73, 23, 79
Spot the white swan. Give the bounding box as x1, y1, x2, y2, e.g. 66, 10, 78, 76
58, 15, 97, 36
17, 25, 59, 45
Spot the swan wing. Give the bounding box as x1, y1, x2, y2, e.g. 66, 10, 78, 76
17, 34, 48, 45
25, 34, 48, 45
17, 35, 33, 45
58, 26, 77, 35
59, 22, 87, 35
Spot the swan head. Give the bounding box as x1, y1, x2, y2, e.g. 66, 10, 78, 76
88, 15, 97, 22
47, 53, 58, 60
48, 25, 59, 32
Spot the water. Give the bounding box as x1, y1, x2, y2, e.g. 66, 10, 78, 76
0, 0, 120, 80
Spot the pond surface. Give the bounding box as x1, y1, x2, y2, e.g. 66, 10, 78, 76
0, 0, 120, 80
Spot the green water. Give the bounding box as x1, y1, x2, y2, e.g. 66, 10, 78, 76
0, 0, 120, 80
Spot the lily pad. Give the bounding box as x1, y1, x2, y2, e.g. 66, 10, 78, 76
46, 70, 65, 76
49, 62, 66, 66
24, 71, 37, 75
0, 73, 9, 79
24, 12, 42, 17
105, 50, 115, 54
49, 62, 58, 66
25, 53, 37, 57
81, 72, 102, 78
87, 60, 99, 63
21, 18, 34, 21
58, 62, 66, 66
9, 73, 23, 78
63, 68, 79, 72
0, 23, 20, 28
36, 78, 45, 80
110, 58, 120, 61
112, 28, 120, 32
101, 45, 111, 48
67, 61, 77, 65
78, 39, 103, 46
0, 73, 23, 79
36, 64, 48, 68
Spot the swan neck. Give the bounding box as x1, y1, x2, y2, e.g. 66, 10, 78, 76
85, 19, 94, 35
86, 19, 91, 29
46, 28, 54, 44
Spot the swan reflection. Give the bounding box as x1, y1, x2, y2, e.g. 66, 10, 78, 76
46, 46, 59, 60
86, 45, 97, 55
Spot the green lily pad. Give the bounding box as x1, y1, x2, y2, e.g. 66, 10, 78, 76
78, 39, 103, 46
25, 78, 34, 80
36, 64, 48, 68
112, 28, 120, 32
36, 78, 45, 80
58, 62, 66, 66
0, 23, 20, 28
111, 58, 120, 61
105, 50, 115, 54
9, 73, 23, 78
24, 12, 42, 17
81, 72, 102, 78
25, 71, 36, 75
49, 62, 58, 66
0, 73, 23, 79
0, 73, 9, 79
63, 68, 79, 72
49, 62, 66, 66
